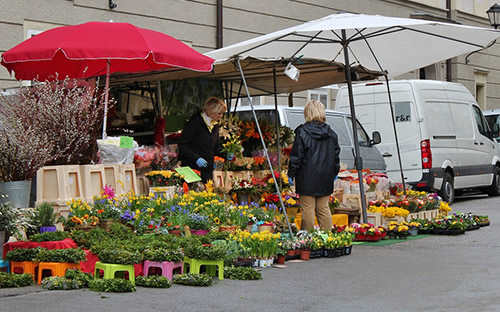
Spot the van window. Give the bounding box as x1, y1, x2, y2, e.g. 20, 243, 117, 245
472, 106, 488, 137
346, 117, 370, 146
325, 115, 350, 146
234, 109, 276, 123
485, 114, 500, 141
284, 110, 304, 131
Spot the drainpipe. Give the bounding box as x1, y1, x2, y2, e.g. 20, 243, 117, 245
216, 0, 223, 48
446, 0, 454, 81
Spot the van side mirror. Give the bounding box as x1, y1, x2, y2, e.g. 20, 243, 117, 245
371, 131, 381, 145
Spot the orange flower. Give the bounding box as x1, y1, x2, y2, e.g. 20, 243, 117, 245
214, 156, 225, 163
183, 182, 189, 194
97, 209, 104, 214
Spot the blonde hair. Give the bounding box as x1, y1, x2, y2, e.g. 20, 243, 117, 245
304, 100, 326, 122
203, 97, 227, 115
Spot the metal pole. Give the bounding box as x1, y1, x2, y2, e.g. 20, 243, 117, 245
384, 74, 407, 194
102, 59, 110, 139
236, 58, 293, 236
273, 66, 281, 182
342, 29, 368, 223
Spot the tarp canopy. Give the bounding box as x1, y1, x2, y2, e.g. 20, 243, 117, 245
110, 56, 382, 97
205, 13, 500, 78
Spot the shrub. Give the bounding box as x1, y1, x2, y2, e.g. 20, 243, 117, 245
30, 231, 69, 242
89, 278, 136, 292
6, 248, 42, 262
143, 248, 184, 263
224, 266, 262, 280
93, 248, 142, 265
41, 277, 83, 290
184, 243, 226, 260
37, 202, 56, 227
70, 228, 108, 249
65, 269, 92, 287
34, 248, 86, 263
0, 272, 33, 288
172, 273, 213, 287
136, 275, 171, 288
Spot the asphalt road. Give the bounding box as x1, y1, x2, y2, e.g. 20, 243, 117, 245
1, 194, 499, 312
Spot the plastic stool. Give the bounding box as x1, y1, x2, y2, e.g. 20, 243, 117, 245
94, 262, 135, 285
11, 261, 38, 281
0, 259, 10, 273
37, 262, 80, 285
143, 260, 183, 281
332, 214, 348, 227
183, 257, 224, 280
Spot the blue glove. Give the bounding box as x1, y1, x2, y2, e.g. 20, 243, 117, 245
227, 153, 235, 161
196, 157, 208, 168
288, 176, 294, 186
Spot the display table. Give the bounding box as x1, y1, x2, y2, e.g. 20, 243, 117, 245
2, 238, 78, 259
80, 250, 143, 277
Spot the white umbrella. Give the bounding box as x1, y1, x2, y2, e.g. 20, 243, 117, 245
207, 13, 500, 222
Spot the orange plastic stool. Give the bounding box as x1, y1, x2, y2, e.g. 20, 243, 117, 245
11, 261, 38, 281
37, 262, 80, 285
332, 214, 348, 227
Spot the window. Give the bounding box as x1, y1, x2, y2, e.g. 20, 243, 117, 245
473, 106, 488, 137
238, 96, 261, 106
485, 114, 500, 142
308, 89, 329, 107
325, 115, 350, 146
394, 101, 411, 122
345, 117, 370, 146
474, 71, 488, 110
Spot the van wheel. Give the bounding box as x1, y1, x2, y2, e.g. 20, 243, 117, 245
440, 173, 455, 203
487, 167, 500, 196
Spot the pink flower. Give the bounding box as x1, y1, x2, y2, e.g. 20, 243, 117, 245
103, 185, 115, 199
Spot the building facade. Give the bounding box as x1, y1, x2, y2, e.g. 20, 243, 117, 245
0, 0, 499, 109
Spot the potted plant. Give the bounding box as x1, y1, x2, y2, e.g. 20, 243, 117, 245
34, 248, 86, 264
185, 213, 211, 235
0, 199, 16, 256
407, 221, 420, 236
37, 202, 57, 233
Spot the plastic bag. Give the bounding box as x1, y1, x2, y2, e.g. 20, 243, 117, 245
97, 137, 138, 164
134, 145, 178, 169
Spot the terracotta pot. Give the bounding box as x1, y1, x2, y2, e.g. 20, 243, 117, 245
286, 250, 295, 257
219, 225, 239, 233
300, 249, 310, 261
276, 255, 286, 264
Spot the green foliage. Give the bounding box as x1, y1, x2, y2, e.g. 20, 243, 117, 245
6, 247, 42, 262
224, 266, 262, 280
30, 231, 69, 242
0, 272, 33, 288
136, 275, 172, 288
41, 276, 83, 290
93, 248, 142, 265
0, 200, 16, 233
70, 228, 109, 249
36, 202, 56, 227
143, 248, 184, 263
89, 278, 136, 293
107, 223, 135, 240
65, 269, 92, 287
34, 248, 86, 263
172, 273, 213, 287
184, 243, 227, 260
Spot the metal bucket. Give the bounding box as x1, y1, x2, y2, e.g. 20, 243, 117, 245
0, 180, 32, 208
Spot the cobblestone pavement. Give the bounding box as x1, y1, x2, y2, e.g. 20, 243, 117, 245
1, 194, 499, 312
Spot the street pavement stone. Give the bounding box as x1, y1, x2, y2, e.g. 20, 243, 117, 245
1, 194, 500, 312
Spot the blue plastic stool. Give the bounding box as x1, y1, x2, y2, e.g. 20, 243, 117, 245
0, 259, 10, 273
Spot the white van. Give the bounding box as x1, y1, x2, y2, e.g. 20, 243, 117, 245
233, 105, 386, 171
336, 80, 500, 202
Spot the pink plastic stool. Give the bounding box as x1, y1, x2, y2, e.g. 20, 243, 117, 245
143, 260, 183, 280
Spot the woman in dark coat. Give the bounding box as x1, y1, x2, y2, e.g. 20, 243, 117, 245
287, 100, 341, 231
179, 97, 227, 182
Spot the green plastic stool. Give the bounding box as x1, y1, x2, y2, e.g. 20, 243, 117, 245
183, 257, 224, 280
94, 262, 135, 285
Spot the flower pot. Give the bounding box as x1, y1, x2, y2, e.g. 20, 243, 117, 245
344, 245, 352, 256
276, 255, 286, 265
408, 228, 418, 236
258, 224, 274, 233
218, 225, 239, 233
300, 249, 310, 261
191, 229, 209, 236
233, 258, 253, 267
323, 248, 337, 258
0, 180, 31, 209
309, 249, 323, 259
40, 226, 57, 233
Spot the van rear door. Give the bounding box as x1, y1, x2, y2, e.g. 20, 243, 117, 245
347, 82, 423, 183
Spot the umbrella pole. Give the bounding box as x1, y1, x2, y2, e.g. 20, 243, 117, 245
273, 65, 281, 184
102, 60, 111, 139
384, 74, 407, 195
342, 29, 368, 223
236, 58, 294, 237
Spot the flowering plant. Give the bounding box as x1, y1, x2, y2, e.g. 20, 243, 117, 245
184, 213, 211, 230
145, 170, 184, 187
221, 137, 243, 158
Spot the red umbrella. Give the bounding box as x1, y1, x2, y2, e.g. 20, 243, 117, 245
1, 21, 214, 137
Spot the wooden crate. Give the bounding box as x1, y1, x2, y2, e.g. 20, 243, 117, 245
212, 170, 225, 190
36, 165, 83, 204
366, 213, 382, 227
118, 164, 138, 195
382, 216, 404, 225
149, 186, 177, 200
406, 212, 419, 221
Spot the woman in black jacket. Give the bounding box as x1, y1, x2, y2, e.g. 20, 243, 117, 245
287, 100, 341, 231
179, 97, 227, 182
